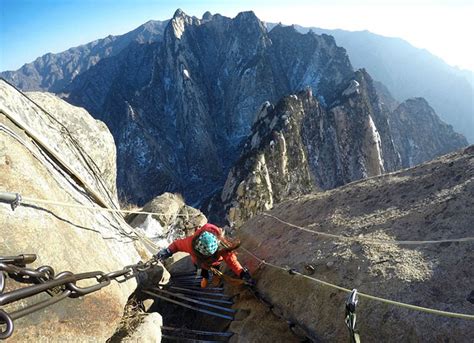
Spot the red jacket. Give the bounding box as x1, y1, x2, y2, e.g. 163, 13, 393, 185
168, 223, 243, 276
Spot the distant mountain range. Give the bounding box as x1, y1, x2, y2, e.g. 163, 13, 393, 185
3, 16, 472, 143
0, 10, 468, 208
268, 24, 473, 142
1, 20, 168, 93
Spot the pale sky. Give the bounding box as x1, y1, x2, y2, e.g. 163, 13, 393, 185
1, 0, 473, 72
249, 1, 474, 71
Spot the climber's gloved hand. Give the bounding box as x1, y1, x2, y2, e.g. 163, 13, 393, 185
240, 268, 255, 286
155, 248, 172, 261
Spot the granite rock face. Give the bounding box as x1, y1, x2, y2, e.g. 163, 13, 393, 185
328, 69, 401, 178
237, 146, 474, 342
220, 94, 316, 227
25, 91, 119, 202
218, 70, 403, 226
389, 98, 468, 168
0, 79, 145, 341
217, 69, 468, 226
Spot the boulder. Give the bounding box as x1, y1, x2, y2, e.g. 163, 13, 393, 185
0, 80, 146, 341
237, 146, 474, 341
129, 192, 207, 248
123, 312, 162, 343
164, 252, 195, 275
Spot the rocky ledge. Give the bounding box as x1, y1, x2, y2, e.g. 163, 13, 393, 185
237, 145, 474, 342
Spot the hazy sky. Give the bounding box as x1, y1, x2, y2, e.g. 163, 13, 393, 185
1, 0, 473, 72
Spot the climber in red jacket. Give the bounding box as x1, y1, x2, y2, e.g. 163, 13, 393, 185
155, 223, 253, 288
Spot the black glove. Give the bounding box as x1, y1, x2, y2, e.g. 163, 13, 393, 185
239, 268, 255, 286
155, 248, 172, 261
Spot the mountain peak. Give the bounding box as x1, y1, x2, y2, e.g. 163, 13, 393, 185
405, 97, 430, 107
173, 8, 186, 19
269, 23, 299, 36
169, 8, 199, 39
233, 11, 267, 36
202, 11, 213, 21
235, 10, 259, 23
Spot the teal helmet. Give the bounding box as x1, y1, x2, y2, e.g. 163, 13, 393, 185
194, 231, 219, 256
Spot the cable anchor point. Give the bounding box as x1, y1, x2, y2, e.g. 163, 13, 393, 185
11, 193, 21, 211
345, 288, 361, 343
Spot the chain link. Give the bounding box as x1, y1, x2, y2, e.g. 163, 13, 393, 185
0, 273, 4, 295
0, 254, 160, 339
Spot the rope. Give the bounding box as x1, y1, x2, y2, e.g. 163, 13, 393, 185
19, 195, 192, 217
0, 192, 160, 250
0, 106, 117, 213
1, 190, 200, 251
0, 80, 122, 215
3, 189, 473, 252
0, 84, 161, 250
240, 247, 474, 320
19, 195, 161, 250
262, 213, 474, 245
9, 198, 461, 248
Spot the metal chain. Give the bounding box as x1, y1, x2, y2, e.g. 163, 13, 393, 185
0, 254, 160, 340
